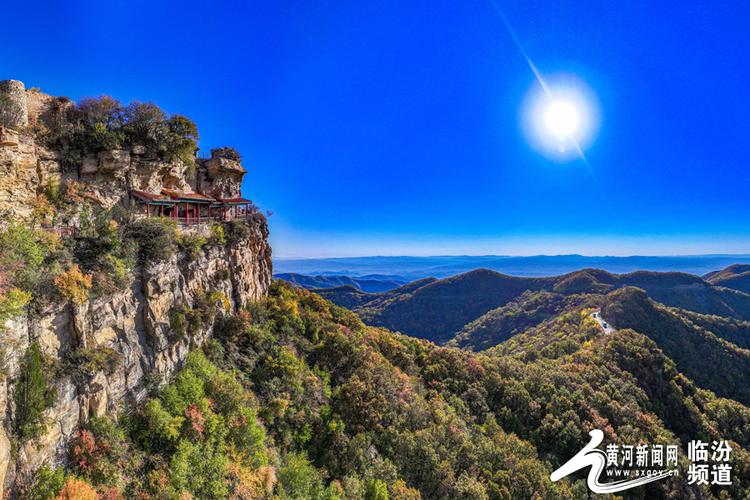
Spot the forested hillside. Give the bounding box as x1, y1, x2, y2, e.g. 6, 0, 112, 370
24, 282, 750, 498
317, 267, 750, 347
705, 264, 750, 294
602, 287, 750, 406
447, 291, 595, 350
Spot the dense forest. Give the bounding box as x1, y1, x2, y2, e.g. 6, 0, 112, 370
20, 281, 750, 498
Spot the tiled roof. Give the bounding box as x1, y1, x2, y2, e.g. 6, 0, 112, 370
162, 189, 216, 202
132, 190, 175, 203
216, 197, 252, 204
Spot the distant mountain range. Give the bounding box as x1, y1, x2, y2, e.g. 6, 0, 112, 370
311, 264, 750, 347
273, 272, 405, 293
274, 254, 750, 281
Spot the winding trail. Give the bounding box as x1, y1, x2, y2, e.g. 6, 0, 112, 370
591, 310, 615, 334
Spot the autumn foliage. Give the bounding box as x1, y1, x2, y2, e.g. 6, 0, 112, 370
54, 264, 93, 304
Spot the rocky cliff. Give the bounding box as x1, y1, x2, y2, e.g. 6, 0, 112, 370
0, 80, 273, 495
0, 80, 250, 219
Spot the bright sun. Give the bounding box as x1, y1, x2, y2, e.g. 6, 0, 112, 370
521, 75, 599, 162
544, 100, 579, 138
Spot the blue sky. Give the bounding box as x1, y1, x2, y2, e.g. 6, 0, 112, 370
3, 1, 750, 257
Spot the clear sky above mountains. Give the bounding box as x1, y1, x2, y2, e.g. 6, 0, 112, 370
3, 1, 749, 257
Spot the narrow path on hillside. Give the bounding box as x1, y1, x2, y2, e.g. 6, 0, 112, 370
591, 310, 615, 334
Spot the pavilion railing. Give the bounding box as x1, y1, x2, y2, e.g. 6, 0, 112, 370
170, 210, 262, 226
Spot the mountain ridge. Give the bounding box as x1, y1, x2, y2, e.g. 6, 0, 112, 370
317, 265, 750, 346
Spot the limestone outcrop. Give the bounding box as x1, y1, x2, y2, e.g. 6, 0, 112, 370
0, 80, 273, 496
0, 80, 256, 219
0, 216, 271, 493
0, 130, 46, 219
0, 80, 28, 129
199, 152, 246, 199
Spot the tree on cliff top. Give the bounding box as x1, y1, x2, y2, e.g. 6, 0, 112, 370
40, 96, 200, 173
122, 102, 199, 167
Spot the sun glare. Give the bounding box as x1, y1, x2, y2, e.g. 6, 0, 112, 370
521, 75, 599, 162
544, 100, 579, 138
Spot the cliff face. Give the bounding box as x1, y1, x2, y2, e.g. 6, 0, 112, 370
0, 128, 43, 219
0, 218, 271, 492
0, 83, 68, 218
0, 80, 273, 495
0, 80, 251, 218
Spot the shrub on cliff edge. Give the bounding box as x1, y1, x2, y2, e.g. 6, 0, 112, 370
27, 465, 66, 500
0, 288, 32, 325
53, 264, 93, 305
177, 233, 207, 261
55, 477, 99, 500
126, 218, 177, 264
225, 219, 251, 246
209, 222, 226, 245
0, 223, 59, 293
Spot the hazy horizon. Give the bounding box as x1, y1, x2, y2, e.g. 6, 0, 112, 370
273, 252, 750, 260
276, 252, 750, 261
274, 254, 750, 280
269, 231, 750, 259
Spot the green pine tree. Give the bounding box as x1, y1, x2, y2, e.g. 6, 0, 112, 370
15, 342, 55, 440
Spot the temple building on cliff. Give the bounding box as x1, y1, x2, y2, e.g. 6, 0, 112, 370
131, 189, 254, 225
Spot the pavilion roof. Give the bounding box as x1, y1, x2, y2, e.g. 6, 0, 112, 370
132, 190, 175, 204
162, 189, 216, 203
216, 197, 252, 205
